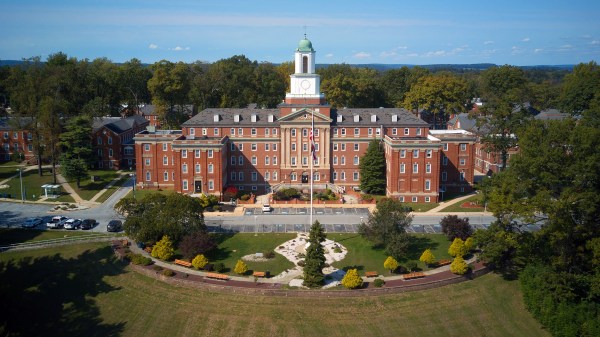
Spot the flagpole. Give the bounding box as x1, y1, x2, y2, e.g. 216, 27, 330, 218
310, 108, 314, 228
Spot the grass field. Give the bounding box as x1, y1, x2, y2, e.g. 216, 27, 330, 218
0, 242, 549, 337
440, 194, 485, 212
0, 228, 118, 246
66, 170, 123, 201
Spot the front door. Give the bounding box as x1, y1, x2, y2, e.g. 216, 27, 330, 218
301, 173, 309, 183
194, 181, 202, 193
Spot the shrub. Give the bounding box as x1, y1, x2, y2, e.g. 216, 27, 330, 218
128, 253, 153, 266
361, 194, 374, 202
373, 278, 385, 287
297, 260, 306, 267
448, 238, 468, 257
341, 269, 363, 289
203, 263, 214, 271
152, 265, 163, 271
450, 256, 469, 275
384, 256, 399, 274
162, 269, 175, 277
151, 235, 175, 261
419, 249, 436, 266
179, 231, 217, 259
213, 262, 225, 273
263, 250, 276, 259
213, 205, 221, 212
192, 254, 209, 269
405, 261, 418, 272
273, 187, 300, 201
240, 194, 250, 201
464, 237, 474, 251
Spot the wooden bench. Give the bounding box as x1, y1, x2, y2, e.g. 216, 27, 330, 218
122, 239, 129, 247
364, 271, 378, 277
144, 246, 153, 253
437, 259, 452, 266
253, 271, 266, 277
403, 272, 425, 280
205, 272, 229, 281
174, 259, 192, 268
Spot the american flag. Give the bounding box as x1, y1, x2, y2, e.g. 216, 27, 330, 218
309, 129, 317, 162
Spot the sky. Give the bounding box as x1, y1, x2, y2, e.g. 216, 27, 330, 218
1, 0, 599, 66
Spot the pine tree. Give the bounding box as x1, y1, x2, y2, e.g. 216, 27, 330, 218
234, 259, 248, 275
448, 238, 467, 257
383, 256, 399, 274
341, 269, 363, 289
303, 221, 327, 288
192, 254, 209, 269
151, 235, 175, 261
419, 249, 436, 266
359, 139, 386, 195
450, 256, 469, 275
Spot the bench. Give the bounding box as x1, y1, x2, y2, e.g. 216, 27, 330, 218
144, 246, 153, 253
122, 239, 129, 247
364, 271, 378, 277
205, 272, 229, 281
253, 271, 270, 278
437, 259, 452, 266
403, 272, 425, 280
174, 259, 192, 268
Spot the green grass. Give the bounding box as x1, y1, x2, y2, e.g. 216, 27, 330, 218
0, 167, 63, 201
206, 233, 296, 275
66, 170, 123, 201
122, 188, 175, 199
94, 176, 129, 203
0, 228, 117, 246
403, 202, 440, 212
0, 242, 549, 337
330, 233, 452, 273
0, 162, 23, 181
440, 194, 485, 212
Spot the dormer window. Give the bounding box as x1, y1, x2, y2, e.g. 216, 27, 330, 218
251, 114, 257, 123
234, 114, 240, 122
353, 115, 360, 122
268, 114, 274, 122
370, 115, 377, 122
337, 115, 343, 123
392, 114, 398, 122
213, 114, 220, 122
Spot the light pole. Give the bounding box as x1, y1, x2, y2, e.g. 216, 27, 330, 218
17, 168, 24, 203
130, 170, 136, 199
254, 215, 258, 236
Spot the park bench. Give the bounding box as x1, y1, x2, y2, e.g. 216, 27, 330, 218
437, 259, 452, 266
253, 271, 266, 278
174, 259, 192, 268
364, 271, 378, 277
122, 239, 129, 247
205, 272, 229, 281
144, 246, 153, 253
403, 272, 425, 280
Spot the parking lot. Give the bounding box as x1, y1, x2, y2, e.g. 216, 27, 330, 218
243, 207, 371, 216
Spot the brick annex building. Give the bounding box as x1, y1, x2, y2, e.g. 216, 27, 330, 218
134, 37, 476, 203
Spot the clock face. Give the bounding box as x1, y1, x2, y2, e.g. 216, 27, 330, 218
301, 79, 311, 90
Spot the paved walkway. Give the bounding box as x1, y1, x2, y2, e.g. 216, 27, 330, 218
424, 192, 479, 213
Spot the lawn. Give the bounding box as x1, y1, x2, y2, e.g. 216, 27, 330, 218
66, 170, 123, 201
0, 228, 117, 246
0, 242, 550, 337
0, 167, 63, 201
403, 202, 439, 212
330, 233, 453, 274
440, 194, 485, 212
94, 176, 129, 203
205, 233, 297, 275
122, 188, 175, 200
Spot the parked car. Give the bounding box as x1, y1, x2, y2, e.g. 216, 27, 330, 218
262, 204, 272, 212
46, 216, 68, 229
22, 218, 43, 228
63, 218, 82, 230
80, 219, 96, 230
107, 220, 123, 232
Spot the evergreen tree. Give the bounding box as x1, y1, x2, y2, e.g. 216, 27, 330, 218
419, 249, 436, 266
303, 221, 327, 288
59, 115, 93, 187
234, 260, 248, 275
450, 256, 469, 275
341, 269, 363, 289
359, 139, 386, 195
151, 235, 175, 261
383, 256, 399, 274
191, 254, 209, 269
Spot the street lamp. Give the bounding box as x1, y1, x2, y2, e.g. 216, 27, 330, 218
254, 215, 258, 236
130, 172, 136, 199
17, 168, 24, 203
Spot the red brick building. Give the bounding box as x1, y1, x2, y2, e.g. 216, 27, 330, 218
134, 37, 476, 202
0, 117, 35, 162
92, 115, 149, 170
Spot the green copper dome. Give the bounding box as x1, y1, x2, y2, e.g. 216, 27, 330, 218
297, 37, 314, 52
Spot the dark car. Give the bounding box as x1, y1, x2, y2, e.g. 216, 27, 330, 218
80, 219, 96, 230
107, 220, 123, 232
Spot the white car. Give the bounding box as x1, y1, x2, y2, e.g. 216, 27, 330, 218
262, 204, 272, 212
63, 218, 82, 230
22, 218, 43, 228
46, 216, 68, 229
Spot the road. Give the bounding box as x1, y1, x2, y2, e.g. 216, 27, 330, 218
0, 177, 498, 233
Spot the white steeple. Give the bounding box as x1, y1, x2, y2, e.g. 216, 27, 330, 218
286, 35, 324, 101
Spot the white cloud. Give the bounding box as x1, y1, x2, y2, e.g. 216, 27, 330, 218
484, 40, 494, 45
149, 43, 158, 49
325, 53, 334, 58
353, 52, 371, 59
561, 44, 573, 49
170, 46, 190, 51
511, 46, 522, 55
590, 40, 600, 45
380, 51, 397, 57
424, 50, 446, 57
534, 48, 543, 53
522, 37, 530, 42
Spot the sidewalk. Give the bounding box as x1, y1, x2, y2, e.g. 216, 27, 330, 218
424, 192, 479, 213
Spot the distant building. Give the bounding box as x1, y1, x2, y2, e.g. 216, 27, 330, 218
0, 117, 34, 162
92, 115, 149, 170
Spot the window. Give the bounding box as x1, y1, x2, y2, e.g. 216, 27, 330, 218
251, 128, 257, 136
442, 156, 448, 166
97, 149, 103, 156
208, 150, 213, 158
273, 171, 277, 181
333, 128, 338, 136
333, 171, 338, 180
97, 137, 102, 145
251, 156, 257, 165
230, 128, 235, 135
353, 172, 359, 181
265, 128, 270, 136
340, 172, 346, 181
238, 172, 244, 181
251, 143, 257, 151
272, 143, 277, 151
426, 163, 431, 173
341, 156, 346, 165
314, 172, 320, 181
265, 156, 270, 165
400, 149, 406, 158
416, 128, 422, 136
303, 143, 308, 152
368, 128, 372, 136
425, 197, 430, 203
425, 180, 431, 190
238, 143, 243, 151
145, 158, 150, 166
183, 180, 188, 190
400, 163, 405, 173
195, 149, 201, 158
290, 172, 297, 181
399, 196, 405, 202
460, 171, 465, 181
341, 128, 346, 136
413, 149, 419, 158
265, 143, 270, 151
333, 143, 338, 151
291, 128, 296, 137
27, 144, 33, 151
404, 128, 409, 135
413, 163, 418, 173
302, 156, 308, 166
412, 196, 418, 202
291, 157, 297, 166
460, 143, 467, 151
163, 156, 168, 165
354, 143, 359, 151
265, 172, 270, 181
442, 171, 447, 181
333, 156, 338, 165
208, 180, 214, 190
426, 149, 432, 158
353, 156, 359, 165
460, 158, 466, 166
182, 150, 188, 158
302, 128, 308, 137
252, 172, 257, 181
145, 171, 151, 181
291, 143, 296, 151
231, 172, 236, 181
13, 132, 17, 139
376, 128, 381, 136
208, 164, 214, 173
354, 128, 359, 136
195, 164, 201, 173
238, 128, 243, 135
231, 156, 236, 165
341, 143, 346, 151
272, 156, 277, 165
231, 143, 236, 151
108, 148, 113, 157
164, 172, 169, 181
392, 128, 397, 135
144, 144, 150, 151
239, 155, 243, 165
443, 143, 448, 151
3, 132, 7, 139
214, 128, 219, 136
273, 128, 278, 135
202, 128, 207, 135
107, 137, 112, 145
182, 164, 188, 173
124, 147, 133, 155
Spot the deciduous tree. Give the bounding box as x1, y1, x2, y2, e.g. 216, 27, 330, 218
448, 238, 467, 258
234, 259, 248, 275
383, 256, 399, 274
179, 232, 216, 259
151, 235, 175, 261
440, 215, 473, 241
359, 198, 412, 249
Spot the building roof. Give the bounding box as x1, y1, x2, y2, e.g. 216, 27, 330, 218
534, 109, 569, 120
297, 37, 314, 52
447, 113, 478, 131
93, 115, 148, 134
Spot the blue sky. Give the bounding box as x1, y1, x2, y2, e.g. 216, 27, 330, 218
1, 0, 599, 65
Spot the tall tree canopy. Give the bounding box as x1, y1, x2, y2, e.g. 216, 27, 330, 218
559, 61, 600, 114
359, 198, 412, 250
303, 221, 327, 288
359, 140, 386, 195
59, 115, 93, 187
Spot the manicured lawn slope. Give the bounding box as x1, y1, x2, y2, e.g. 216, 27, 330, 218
0, 243, 549, 337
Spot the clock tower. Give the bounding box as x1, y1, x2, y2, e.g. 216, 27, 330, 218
284, 35, 326, 105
